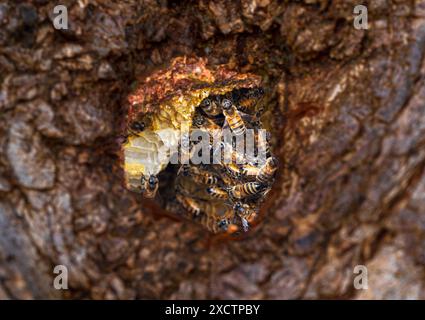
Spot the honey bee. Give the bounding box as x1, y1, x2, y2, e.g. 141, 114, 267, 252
231, 149, 247, 165
200, 215, 229, 233
128, 120, 146, 136
256, 130, 272, 158
234, 202, 257, 221
183, 166, 219, 185
194, 171, 219, 185
240, 164, 260, 178
217, 218, 232, 232
192, 114, 205, 128
223, 163, 241, 179
206, 186, 229, 199
233, 202, 258, 232
257, 156, 278, 184
228, 181, 266, 199
201, 116, 223, 146
176, 192, 202, 216
200, 96, 221, 117
236, 87, 264, 113
141, 174, 158, 198
222, 99, 246, 136
220, 141, 246, 165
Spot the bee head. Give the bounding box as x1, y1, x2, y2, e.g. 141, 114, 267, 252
130, 121, 145, 133
221, 99, 232, 111
233, 202, 245, 214
193, 114, 205, 127
148, 175, 158, 189
200, 98, 211, 109
256, 87, 265, 96
217, 219, 229, 231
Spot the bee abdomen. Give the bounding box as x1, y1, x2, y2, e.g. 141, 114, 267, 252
256, 157, 278, 184
202, 215, 235, 234
176, 193, 201, 216
230, 182, 265, 199
206, 186, 228, 199
223, 104, 246, 136
193, 172, 219, 185
240, 164, 260, 178
224, 163, 241, 179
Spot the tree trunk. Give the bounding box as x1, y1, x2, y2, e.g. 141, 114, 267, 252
1, 0, 425, 299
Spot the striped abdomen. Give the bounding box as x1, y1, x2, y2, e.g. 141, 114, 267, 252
256, 157, 278, 184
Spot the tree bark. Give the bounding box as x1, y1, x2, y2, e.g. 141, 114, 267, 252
0, 0, 425, 299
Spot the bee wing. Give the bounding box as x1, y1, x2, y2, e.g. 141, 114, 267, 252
240, 112, 261, 129
241, 217, 249, 232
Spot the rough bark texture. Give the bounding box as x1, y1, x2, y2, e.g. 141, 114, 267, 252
1, 0, 425, 299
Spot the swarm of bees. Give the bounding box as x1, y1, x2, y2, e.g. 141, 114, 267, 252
122, 57, 277, 235
170, 87, 278, 234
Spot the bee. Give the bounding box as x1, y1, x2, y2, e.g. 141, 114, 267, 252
176, 192, 202, 216
262, 186, 272, 198
199, 215, 227, 233
256, 130, 272, 158
231, 149, 247, 165
206, 186, 229, 199
217, 218, 229, 230
192, 114, 205, 128
194, 171, 219, 185
128, 120, 146, 136
206, 214, 239, 234
233, 202, 258, 231
257, 156, 279, 184
222, 99, 246, 136
202, 116, 223, 146
223, 163, 241, 179
183, 166, 219, 185
234, 202, 258, 221
141, 174, 158, 198
219, 141, 246, 165
237, 87, 264, 113
240, 164, 260, 178
228, 181, 266, 199
200, 96, 221, 117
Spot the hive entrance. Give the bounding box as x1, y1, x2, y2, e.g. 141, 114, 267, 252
122, 57, 277, 235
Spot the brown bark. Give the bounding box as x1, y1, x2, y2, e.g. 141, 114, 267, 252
0, 0, 425, 299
